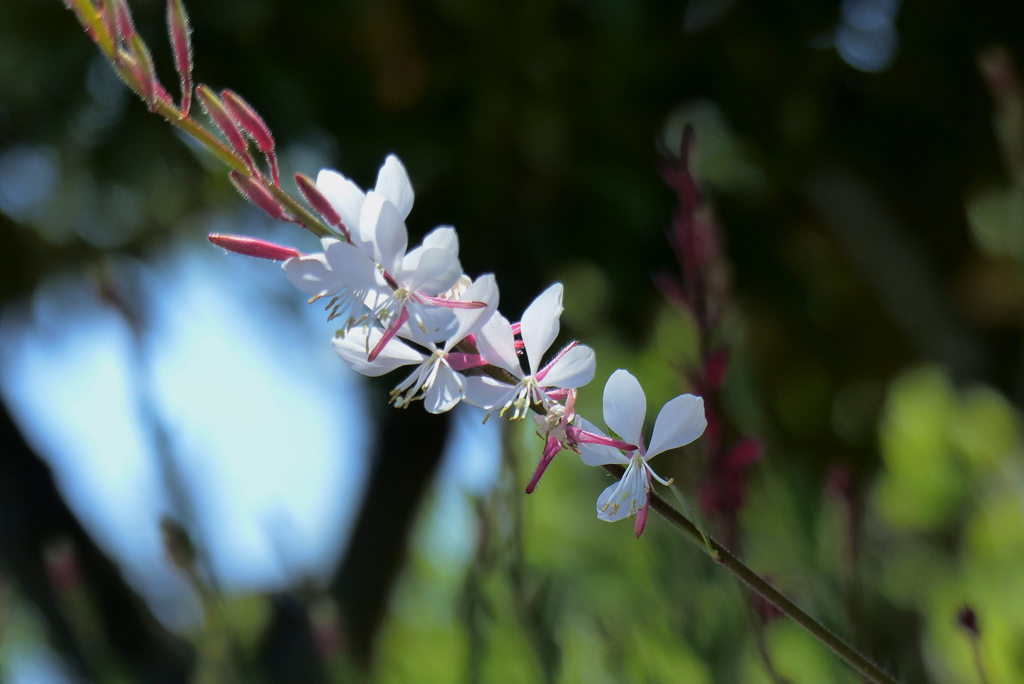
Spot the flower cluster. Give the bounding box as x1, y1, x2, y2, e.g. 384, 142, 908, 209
60, 0, 706, 535
212, 155, 708, 535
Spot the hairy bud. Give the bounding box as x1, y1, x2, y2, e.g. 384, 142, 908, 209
295, 173, 345, 229
229, 171, 285, 220
115, 0, 136, 41
128, 34, 158, 109
208, 233, 300, 261
197, 85, 257, 172
100, 0, 121, 52
222, 89, 279, 184
196, 85, 258, 172
167, 0, 193, 115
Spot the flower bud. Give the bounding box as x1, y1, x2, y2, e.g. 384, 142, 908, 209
229, 171, 285, 220
295, 173, 343, 227
222, 90, 275, 154
197, 85, 256, 172
128, 34, 158, 109
222, 89, 279, 184
208, 233, 300, 261
167, 0, 193, 115
634, 502, 649, 538
115, 0, 136, 41
100, 0, 121, 51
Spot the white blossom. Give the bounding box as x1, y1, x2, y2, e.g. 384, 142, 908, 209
581, 370, 706, 524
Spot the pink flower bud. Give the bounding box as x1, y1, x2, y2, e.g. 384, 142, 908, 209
229, 171, 286, 220
221, 90, 275, 154
197, 85, 256, 172
128, 34, 158, 109
208, 233, 299, 261
115, 0, 136, 41
295, 173, 344, 228
166, 0, 193, 116
634, 501, 650, 538
222, 89, 279, 184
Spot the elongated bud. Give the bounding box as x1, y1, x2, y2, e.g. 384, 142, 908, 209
197, 85, 256, 171
222, 89, 279, 185
128, 34, 158, 108
209, 233, 299, 261
634, 502, 650, 538
100, 0, 121, 50
222, 90, 274, 153
229, 171, 285, 220
295, 173, 342, 225
167, 0, 193, 116
115, 0, 136, 40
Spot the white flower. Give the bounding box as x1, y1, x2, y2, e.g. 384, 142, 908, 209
463, 283, 596, 419
331, 275, 498, 413
581, 370, 706, 524
281, 237, 384, 330
290, 154, 471, 354
315, 154, 415, 247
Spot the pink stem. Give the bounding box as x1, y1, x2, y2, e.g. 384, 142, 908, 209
535, 341, 578, 383
416, 294, 487, 309
525, 436, 562, 494
566, 425, 637, 452
367, 307, 409, 362
448, 353, 487, 371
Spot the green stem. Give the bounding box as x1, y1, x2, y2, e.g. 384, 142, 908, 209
603, 464, 900, 684
970, 636, 989, 684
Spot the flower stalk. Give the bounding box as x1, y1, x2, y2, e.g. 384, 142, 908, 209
64, 0, 334, 239
604, 463, 900, 684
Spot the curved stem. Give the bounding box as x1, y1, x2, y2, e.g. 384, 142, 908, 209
603, 464, 900, 684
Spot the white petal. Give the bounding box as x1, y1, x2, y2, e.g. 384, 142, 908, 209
323, 240, 382, 290
403, 226, 463, 294
424, 365, 465, 414
401, 303, 458, 345
374, 154, 415, 220
331, 328, 424, 376
539, 345, 596, 389
406, 247, 456, 292
577, 418, 629, 466
359, 191, 408, 277
462, 376, 517, 410
520, 283, 563, 375
473, 312, 521, 378
282, 254, 344, 296
316, 169, 365, 240
596, 460, 647, 522
645, 394, 707, 459
602, 369, 646, 447
421, 225, 459, 253
447, 274, 500, 349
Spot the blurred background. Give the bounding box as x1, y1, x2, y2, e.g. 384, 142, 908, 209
3, 0, 1024, 682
